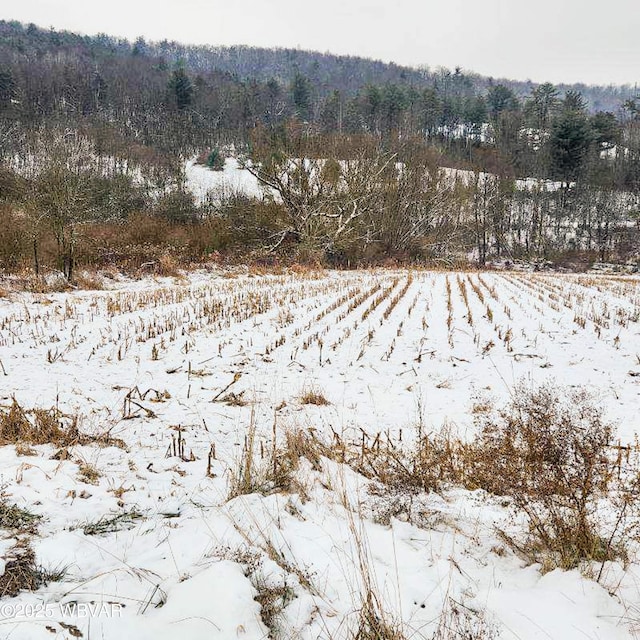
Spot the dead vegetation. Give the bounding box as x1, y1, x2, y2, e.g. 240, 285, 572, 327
0, 502, 40, 533
431, 597, 498, 640
336, 382, 640, 577
299, 389, 331, 406
77, 461, 101, 485
463, 383, 639, 572
81, 509, 144, 536
287, 383, 640, 578
351, 427, 460, 495
213, 545, 296, 638
0, 542, 66, 598
0, 485, 41, 533
0, 399, 124, 448
353, 592, 406, 640
228, 411, 331, 499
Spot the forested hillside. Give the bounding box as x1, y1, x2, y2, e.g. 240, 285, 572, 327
0, 19, 639, 278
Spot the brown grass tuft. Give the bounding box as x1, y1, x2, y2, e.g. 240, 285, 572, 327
229, 415, 332, 500
299, 389, 331, 406
0, 542, 65, 598
0, 400, 81, 447
0, 399, 124, 449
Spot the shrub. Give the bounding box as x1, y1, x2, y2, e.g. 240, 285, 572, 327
467, 383, 634, 571
153, 189, 199, 224
205, 148, 226, 171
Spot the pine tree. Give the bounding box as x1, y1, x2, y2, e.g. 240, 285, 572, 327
290, 71, 311, 120
168, 66, 193, 110
549, 93, 592, 182
0, 68, 15, 108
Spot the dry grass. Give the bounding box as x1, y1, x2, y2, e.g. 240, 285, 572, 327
73, 270, 104, 290
328, 425, 463, 497
254, 581, 296, 637
300, 389, 331, 406
342, 491, 408, 640
0, 400, 81, 446
432, 597, 498, 640
0, 399, 124, 448
213, 545, 296, 638
81, 509, 144, 536
0, 544, 41, 598
77, 462, 101, 485
0, 542, 66, 598
156, 254, 181, 277
219, 391, 248, 406
228, 413, 331, 499
353, 592, 406, 640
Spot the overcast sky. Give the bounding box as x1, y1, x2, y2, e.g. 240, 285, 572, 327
5, 0, 639, 86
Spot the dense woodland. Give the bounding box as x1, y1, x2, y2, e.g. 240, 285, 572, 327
0, 20, 639, 278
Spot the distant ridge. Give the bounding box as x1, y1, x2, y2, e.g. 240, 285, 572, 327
0, 19, 637, 112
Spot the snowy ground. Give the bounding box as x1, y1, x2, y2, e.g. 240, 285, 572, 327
0, 269, 639, 639
185, 158, 265, 203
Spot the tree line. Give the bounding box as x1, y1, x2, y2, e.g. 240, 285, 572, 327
0, 21, 638, 277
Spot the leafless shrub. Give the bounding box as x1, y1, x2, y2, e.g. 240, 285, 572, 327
465, 383, 638, 572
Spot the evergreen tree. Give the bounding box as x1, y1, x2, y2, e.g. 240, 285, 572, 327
464, 95, 487, 138
290, 71, 311, 120
132, 36, 147, 57
549, 93, 592, 182
487, 84, 518, 122
590, 112, 620, 149
421, 88, 442, 137
381, 84, 406, 133
0, 68, 15, 108
168, 66, 193, 110
529, 82, 559, 131
363, 84, 382, 133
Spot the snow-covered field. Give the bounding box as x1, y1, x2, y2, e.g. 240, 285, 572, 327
0, 269, 639, 639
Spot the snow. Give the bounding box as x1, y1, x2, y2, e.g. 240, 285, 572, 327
184, 158, 266, 203
0, 269, 639, 638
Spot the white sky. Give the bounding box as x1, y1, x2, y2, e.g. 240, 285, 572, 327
4, 0, 639, 86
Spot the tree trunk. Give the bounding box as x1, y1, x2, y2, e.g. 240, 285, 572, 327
32, 236, 39, 276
